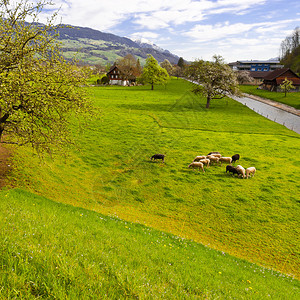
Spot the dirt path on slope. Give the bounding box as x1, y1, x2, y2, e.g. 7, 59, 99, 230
0, 145, 13, 189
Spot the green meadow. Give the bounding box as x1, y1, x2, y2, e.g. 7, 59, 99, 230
240, 85, 300, 109
1, 78, 299, 298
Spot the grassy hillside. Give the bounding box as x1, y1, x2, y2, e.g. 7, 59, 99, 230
56, 25, 179, 65
240, 85, 300, 109
2, 79, 299, 296
0, 189, 299, 298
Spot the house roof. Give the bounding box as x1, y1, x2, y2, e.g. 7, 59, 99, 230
237, 60, 281, 64
107, 64, 137, 80
249, 71, 272, 79
263, 68, 300, 80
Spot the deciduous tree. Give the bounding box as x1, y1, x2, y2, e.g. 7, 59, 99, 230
185, 55, 241, 108
160, 59, 173, 75
116, 54, 142, 83
280, 77, 295, 97
140, 55, 169, 90
0, 0, 92, 154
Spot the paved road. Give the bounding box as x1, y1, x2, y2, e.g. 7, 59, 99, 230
242, 93, 300, 117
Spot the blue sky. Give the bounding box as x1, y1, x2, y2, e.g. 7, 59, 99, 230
41, 0, 300, 62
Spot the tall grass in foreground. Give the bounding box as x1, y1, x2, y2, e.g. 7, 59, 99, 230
0, 189, 299, 299
240, 85, 300, 109
7, 78, 300, 281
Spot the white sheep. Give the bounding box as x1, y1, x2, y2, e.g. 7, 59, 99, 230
208, 153, 222, 158
206, 155, 219, 165
188, 162, 205, 173
236, 165, 245, 179
246, 167, 256, 179
200, 158, 210, 167
218, 157, 232, 166
193, 155, 206, 162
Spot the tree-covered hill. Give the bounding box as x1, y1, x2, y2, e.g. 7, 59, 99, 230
280, 27, 300, 74
56, 24, 180, 66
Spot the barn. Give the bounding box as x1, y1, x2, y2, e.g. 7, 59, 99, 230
262, 68, 300, 92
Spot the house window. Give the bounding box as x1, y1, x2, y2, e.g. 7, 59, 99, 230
111, 75, 114, 78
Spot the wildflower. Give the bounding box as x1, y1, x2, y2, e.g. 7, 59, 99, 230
219, 272, 222, 274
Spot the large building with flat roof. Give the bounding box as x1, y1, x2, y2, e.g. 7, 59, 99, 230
229, 60, 284, 72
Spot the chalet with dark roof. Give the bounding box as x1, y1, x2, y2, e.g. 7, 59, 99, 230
262, 68, 300, 92
106, 65, 136, 86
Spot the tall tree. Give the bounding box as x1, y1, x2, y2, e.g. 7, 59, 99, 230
140, 55, 169, 90
177, 57, 185, 69
185, 56, 241, 108
0, 0, 92, 154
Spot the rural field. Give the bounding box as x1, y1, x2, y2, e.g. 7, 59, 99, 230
1, 78, 299, 298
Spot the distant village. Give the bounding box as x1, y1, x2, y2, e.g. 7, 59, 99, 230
98, 57, 300, 93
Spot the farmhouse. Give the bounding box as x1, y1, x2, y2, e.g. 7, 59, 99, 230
107, 64, 136, 86
261, 68, 300, 92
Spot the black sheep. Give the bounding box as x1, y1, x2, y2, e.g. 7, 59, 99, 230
231, 154, 240, 164
151, 154, 165, 163
226, 165, 239, 176
207, 151, 221, 156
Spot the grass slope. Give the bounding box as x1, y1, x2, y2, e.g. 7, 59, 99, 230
6, 79, 300, 283
0, 189, 299, 299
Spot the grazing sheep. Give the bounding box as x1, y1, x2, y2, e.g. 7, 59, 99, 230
151, 154, 165, 163
231, 154, 240, 164
207, 151, 221, 156
226, 165, 239, 176
236, 165, 245, 179
206, 155, 220, 165
200, 158, 210, 167
193, 155, 206, 162
188, 162, 205, 173
219, 157, 232, 166
246, 167, 256, 179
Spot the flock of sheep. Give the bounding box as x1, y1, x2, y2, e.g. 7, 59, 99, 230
151, 152, 256, 179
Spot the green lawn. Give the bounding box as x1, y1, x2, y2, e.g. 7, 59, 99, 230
240, 85, 300, 109
0, 188, 299, 299
2, 78, 299, 297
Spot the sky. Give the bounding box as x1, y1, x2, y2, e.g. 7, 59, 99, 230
38, 0, 300, 63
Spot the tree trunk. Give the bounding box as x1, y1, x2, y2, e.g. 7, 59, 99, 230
206, 96, 211, 108
151, 83, 154, 90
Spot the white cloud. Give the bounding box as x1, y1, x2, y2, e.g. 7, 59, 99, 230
29, 0, 300, 63
184, 23, 256, 42
128, 31, 160, 40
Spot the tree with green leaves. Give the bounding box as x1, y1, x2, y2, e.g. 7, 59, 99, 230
140, 55, 169, 90
280, 77, 295, 97
160, 59, 173, 75
185, 55, 241, 108
0, 0, 92, 155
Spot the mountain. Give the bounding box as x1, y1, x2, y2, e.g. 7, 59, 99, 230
55, 25, 180, 66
